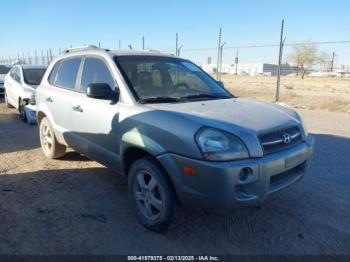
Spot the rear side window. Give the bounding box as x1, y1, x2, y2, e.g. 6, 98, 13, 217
48, 61, 61, 84
55, 58, 81, 89
10, 68, 16, 78
14, 68, 21, 83
80, 58, 116, 93
23, 69, 46, 85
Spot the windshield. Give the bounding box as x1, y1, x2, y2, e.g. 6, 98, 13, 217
23, 68, 46, 86
0, 66, 11, 74
114, 56, 232, 103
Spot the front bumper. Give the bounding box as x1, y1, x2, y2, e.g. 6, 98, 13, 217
24, 104, 37, 125
157, 135, 314, 208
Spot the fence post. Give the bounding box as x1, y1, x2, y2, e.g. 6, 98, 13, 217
28, 51, 32, 64
175, 33, 178, 56
216, 27, 222, 80
276, 19, 286, 102
219, 42, 226, 81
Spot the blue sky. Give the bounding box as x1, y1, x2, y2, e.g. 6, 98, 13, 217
1, 0, 349, 65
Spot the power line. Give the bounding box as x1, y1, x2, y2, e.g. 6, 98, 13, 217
161, 40, 350, 52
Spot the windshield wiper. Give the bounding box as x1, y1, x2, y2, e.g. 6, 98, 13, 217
138, 96, 180, 104
179, 93, 231, 101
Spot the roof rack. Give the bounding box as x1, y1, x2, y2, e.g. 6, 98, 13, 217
142, 49, 161, 53
62, 45, 109, 54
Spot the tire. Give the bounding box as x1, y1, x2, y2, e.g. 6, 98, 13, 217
128, 157, 175, 232
18, 99, 27, 122
4, 91, 13, 108
39, 117, 66, 159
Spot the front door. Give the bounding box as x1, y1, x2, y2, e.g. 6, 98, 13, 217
70, 57, 120, 171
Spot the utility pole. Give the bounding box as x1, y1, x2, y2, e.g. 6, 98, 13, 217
175, 33, 178, 56
119, 40, 121, 50
330, 51, 335, 72
216, 27, 222, 80
98, 41, 101, 48
219, 42, 226, 81
178, 45, 183, 57
235, 49, 239, 75
276, 19, 286, 102
142, 36, 145, 50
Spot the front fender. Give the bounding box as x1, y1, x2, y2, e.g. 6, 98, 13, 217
121, 127, 166, 156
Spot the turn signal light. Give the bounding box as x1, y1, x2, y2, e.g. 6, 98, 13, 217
183, 166, 196, 176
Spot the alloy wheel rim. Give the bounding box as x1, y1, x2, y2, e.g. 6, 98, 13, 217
134, 170, 163, 220
41, 124, 53, 153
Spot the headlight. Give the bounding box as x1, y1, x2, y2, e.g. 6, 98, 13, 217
196, 128, 249, 161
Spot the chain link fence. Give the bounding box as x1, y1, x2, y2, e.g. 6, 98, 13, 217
0, 49, 59, 66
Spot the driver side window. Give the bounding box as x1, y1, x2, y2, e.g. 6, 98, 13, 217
80, 57, 116, 93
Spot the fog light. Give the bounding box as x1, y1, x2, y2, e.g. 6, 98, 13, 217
239, 167, 253, 182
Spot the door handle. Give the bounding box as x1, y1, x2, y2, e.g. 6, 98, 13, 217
72, 105, 83, 112
46, 97, 53, 103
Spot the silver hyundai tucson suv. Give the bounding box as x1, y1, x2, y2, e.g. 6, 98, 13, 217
36, 45, 314, 231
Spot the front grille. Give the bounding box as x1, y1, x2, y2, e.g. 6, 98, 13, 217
259, 126, 302, 155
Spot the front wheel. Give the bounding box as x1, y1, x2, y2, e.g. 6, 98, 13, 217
39, 117, 66, 159
18, 99, 27, 122
128, 157, 175, 232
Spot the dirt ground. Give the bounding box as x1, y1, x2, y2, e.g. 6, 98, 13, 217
221, 75, 350, 114
0, 97, 350, 255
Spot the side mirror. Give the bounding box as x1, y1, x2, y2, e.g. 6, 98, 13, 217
86, 83, 117, 100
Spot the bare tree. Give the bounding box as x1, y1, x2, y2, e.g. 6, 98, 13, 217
318, 51, 332, 72
288, 43, 318, 78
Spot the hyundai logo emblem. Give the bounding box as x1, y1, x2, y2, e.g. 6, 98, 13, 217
282, 133, 292, 144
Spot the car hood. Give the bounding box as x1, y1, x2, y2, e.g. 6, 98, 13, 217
146, 98, 301, 134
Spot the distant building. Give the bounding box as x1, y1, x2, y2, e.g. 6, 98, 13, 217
201, 63, 296, 76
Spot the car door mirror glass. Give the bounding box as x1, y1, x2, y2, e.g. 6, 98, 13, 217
86, 83, 117, 100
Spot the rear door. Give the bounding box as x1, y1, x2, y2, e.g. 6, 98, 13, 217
4, 67, 16, 105
70, 56, 120, 171
45, 57, 83, 139
6, 67, 22, 108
